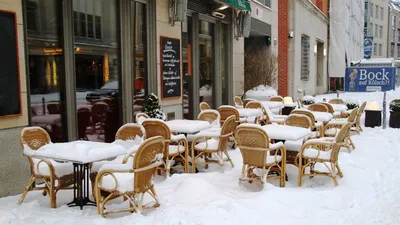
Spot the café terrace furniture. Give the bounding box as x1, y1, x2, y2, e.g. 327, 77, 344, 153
291, 109, 323, 138
353, 101, 367, 134
235, 124, 287, 188
94, 136, 164, 216
142, 119, 189, 176
191, 115, 236, 173
328, 98, 345, 105
135, 112, 149, 125
308, 103, 329, 113
200, 102, 211, 111
297, 122, 352, 187
233, 96, 244, 108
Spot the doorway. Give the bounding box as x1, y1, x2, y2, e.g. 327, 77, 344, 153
316, 41, 324, 94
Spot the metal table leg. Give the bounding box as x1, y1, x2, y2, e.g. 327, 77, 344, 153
67, 163, 96, 209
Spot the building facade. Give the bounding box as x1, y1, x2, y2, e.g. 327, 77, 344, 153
0, 0, 250, 196
388, 1, 400, 59
365, 0, 389, 58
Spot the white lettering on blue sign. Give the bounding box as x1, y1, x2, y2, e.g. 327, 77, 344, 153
359, 68, 390, 81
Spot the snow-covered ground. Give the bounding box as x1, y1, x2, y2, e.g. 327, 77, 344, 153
1, 90, 400, 225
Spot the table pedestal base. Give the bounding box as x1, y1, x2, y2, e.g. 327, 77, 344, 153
67, 163, 96, 209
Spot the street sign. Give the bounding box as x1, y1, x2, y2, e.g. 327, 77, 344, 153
345, 67, 396, 92
364, 36, 373, 59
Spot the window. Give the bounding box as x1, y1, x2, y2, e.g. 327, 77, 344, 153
391, 44, 395, 57
370, 3, 373, 17
300, 35, 310, 81
379, 44, 382, 56
256, 0, 271, 8
380, 7, 383, 20
95, 16, 102, 39
26, 1, 38, 32
370, 23, 373, 35
87, 15, 94, 38
398, 29, 400, 42
73, 0, 102, 40
397, 44, 400, 57
392, 28, 396, 42
79, 12, 86, 37
375, 5, 379, 19
374, 43, 377, 55
375, 24, 378, 37
380, 26, 383, 38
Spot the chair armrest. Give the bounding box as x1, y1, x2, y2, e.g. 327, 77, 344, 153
304, 139, 335, 146
171, 134, 186, 142
34, 157, 56, 176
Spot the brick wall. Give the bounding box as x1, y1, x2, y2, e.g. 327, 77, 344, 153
278, 0, 289, 96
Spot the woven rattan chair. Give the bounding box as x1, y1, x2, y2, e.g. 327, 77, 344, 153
328, 98, 345, 104
323, 108, 358, 151
142, 119, 189, 176
298, 122, 352, 187
218, 105, 241, 127
353, 102, 367, 134
245, 101, 265, 124
233, 96, 243, 108
308, 103, 329, 112
297, 99, 304, 108
191, 115, 236, 172
235, 124, 286, 187
18, 127, 74, 208
242, 99, 253, 108
200, 102, 211, 111
291, 109, 323, 138
197, 109, 221, 128
283, 114, 312, 165
135, 112, 149, 125
319, 102, 334, 114
269, 96, 284, 102
94, 136, 164, 216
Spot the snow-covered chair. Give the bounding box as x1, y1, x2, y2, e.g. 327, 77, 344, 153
94, 136, 164, 216
191, 115, 236, 172
308, 103, 329, 112
235, 124, 286, 188
245, 101, 265, 124
186, 110, 222, 142
297, 122, 352, 187
261, 105, 287, 125
135, 112, 149, 125
218, 105, 241, 126
283, 114, 313, 165
353, 101, 367, 134
233, 96, 243, 108
291, 109, 323, 138
200, 102, 211, 111
323, 108, 358, 151
328, 98, 345, 105
269, 96, 284, 114
142, 119, 189, 176
18, 127, 74, 208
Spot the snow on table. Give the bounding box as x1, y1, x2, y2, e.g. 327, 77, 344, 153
330, 104, 347, 112
24, 141, 127, 164
312, 111, 333, 122
31, 114, 61, 125
262, 124, 311, 141
166, 120, 212, 134
259, 101, 284, 109
236, 108, 263, 118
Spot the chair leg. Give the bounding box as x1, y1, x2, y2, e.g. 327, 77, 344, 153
149, 185, 160, 207
348, 136, 355, 150
330, 162, 339, 186
224, 150, 234, 168
336, 162, 344, 178
298, 158, 304, 187
49, 178, 56, 208
18, 176, 36, 205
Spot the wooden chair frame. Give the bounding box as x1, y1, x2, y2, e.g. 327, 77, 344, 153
135, 112, 149, 124
291, 109, 322, 138
200, 102, 211, 111
308, 103, 329, 112
233, 96, 243, 108
328, 98, 345, 104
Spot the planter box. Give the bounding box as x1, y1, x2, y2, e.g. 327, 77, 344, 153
389, 111, 400, 128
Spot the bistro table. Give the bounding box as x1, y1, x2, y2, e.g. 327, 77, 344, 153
331, 104, 348, 112
236, 108, 263, 117
24, 141, 128, 209
259, 101, 284, 110
311, 111, 334, 123
261, 124, 312, 141
166, 120, 212, 136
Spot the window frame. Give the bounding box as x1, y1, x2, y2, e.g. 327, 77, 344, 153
300, 35, 310, 81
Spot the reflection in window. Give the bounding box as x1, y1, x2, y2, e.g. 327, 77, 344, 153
26, 0, 66, 142
199, 21, 214, 108
182, 17, 192, 119
221, 24, 229, 105
73, 0, 102, 40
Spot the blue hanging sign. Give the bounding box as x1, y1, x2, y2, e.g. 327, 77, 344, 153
364, 36, 373, 59
345, 67, 396, 92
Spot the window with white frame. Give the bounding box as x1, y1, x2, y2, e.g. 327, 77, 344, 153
371, 3, 373, 17
370, 22, 373, 35
256, 0, 271, 8
375, 24, 378, 37
397, 44, 400, 57
380, 25, 383, 38
379, 44, 382, 56
375, 5, 379, 19
398, 29, 400, 42
300, 35, 310, 81
373, 43, 377, 55
391, 44, 395, 57
380, 7, 383, 20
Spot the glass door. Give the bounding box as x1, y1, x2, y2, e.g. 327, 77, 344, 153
182, 17, 192, 119
199, 21, 215, 108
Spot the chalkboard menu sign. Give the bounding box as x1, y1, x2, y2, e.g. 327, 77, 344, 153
160, 36, 181, 99
0, 10, 21, 117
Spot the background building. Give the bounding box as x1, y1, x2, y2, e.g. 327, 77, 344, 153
364, 0, 389, 58
388, 0, 400, 58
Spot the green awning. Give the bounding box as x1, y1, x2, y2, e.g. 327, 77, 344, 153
220, 0, 251, 11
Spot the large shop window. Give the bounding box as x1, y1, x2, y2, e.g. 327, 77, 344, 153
182, 17, 193, 119
73, 0, 120, 143
199, 21, 214, 108
26, 0, 67, 142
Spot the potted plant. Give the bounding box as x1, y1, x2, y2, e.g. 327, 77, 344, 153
143, 93, 166, 120
302, 95, 315, 106
346, 100, 359, 110
389, 99, 400, 128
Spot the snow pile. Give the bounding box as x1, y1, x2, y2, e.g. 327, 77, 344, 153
302, 95, 315, 105
245, 85, 277, 101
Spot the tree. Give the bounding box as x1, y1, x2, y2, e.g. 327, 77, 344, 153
142, 93, 166, 120
244, 49, 278, 92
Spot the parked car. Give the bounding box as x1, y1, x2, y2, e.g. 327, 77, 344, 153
86, 81, 119, 102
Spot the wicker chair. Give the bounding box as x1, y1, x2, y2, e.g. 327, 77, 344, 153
323, 108, 358, 151
233, 96, 243, 108
142, 119, 189, 176
353, 102, 367, 134
328, 98, 345, 104
261, 106, 287, 125
218, 105, 241, 127
283, 114, 312, 165
18, 127, 74, 208
242, 99, 253, 108
91, 102, 109, 138
235, 124, 286, 187
47, 102, 60, 114
297, 99, 304, 108
291, 109, 323, 138
269, 96, 284, 102
245, 101, 264, 124
191, 115, 236, 172
319, 102, 334, 114
200, 102, 211, 111
135, 112, 149, 125
77, 108, 91, 140
94, 136, 164, 216
308, 103, 329, 112
197, 109, 221, 127
297, 122, 352, 187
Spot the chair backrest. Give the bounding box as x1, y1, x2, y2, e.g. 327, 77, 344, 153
308, 103, 329, 112
77, 108, 91, 140
359, 101, 367, 114
245, 101, 262, 109
285, 114, 312, 129
233, 96, 243, 107
269, 96, 284, 102
199, 102, 211, 111
47, 102, 60, 114
218, 105, 240, 127
218, 115, 236, 151
297, 99, 304, 108
135, 112, 149, 124
291, 109, 316, 127
20, 127, 51, 150
242, 99, 253, 108
142, 119, 171, 158
91, 102, 109, 123
329, 98, 345, 104
197, 109, 220, 127
133, 136, 164, 193
331, 122, 352, 161
115, 123, 146, 140
320, 102, 334, 114
235, 124, 270, 167
347, 107, 358, 123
